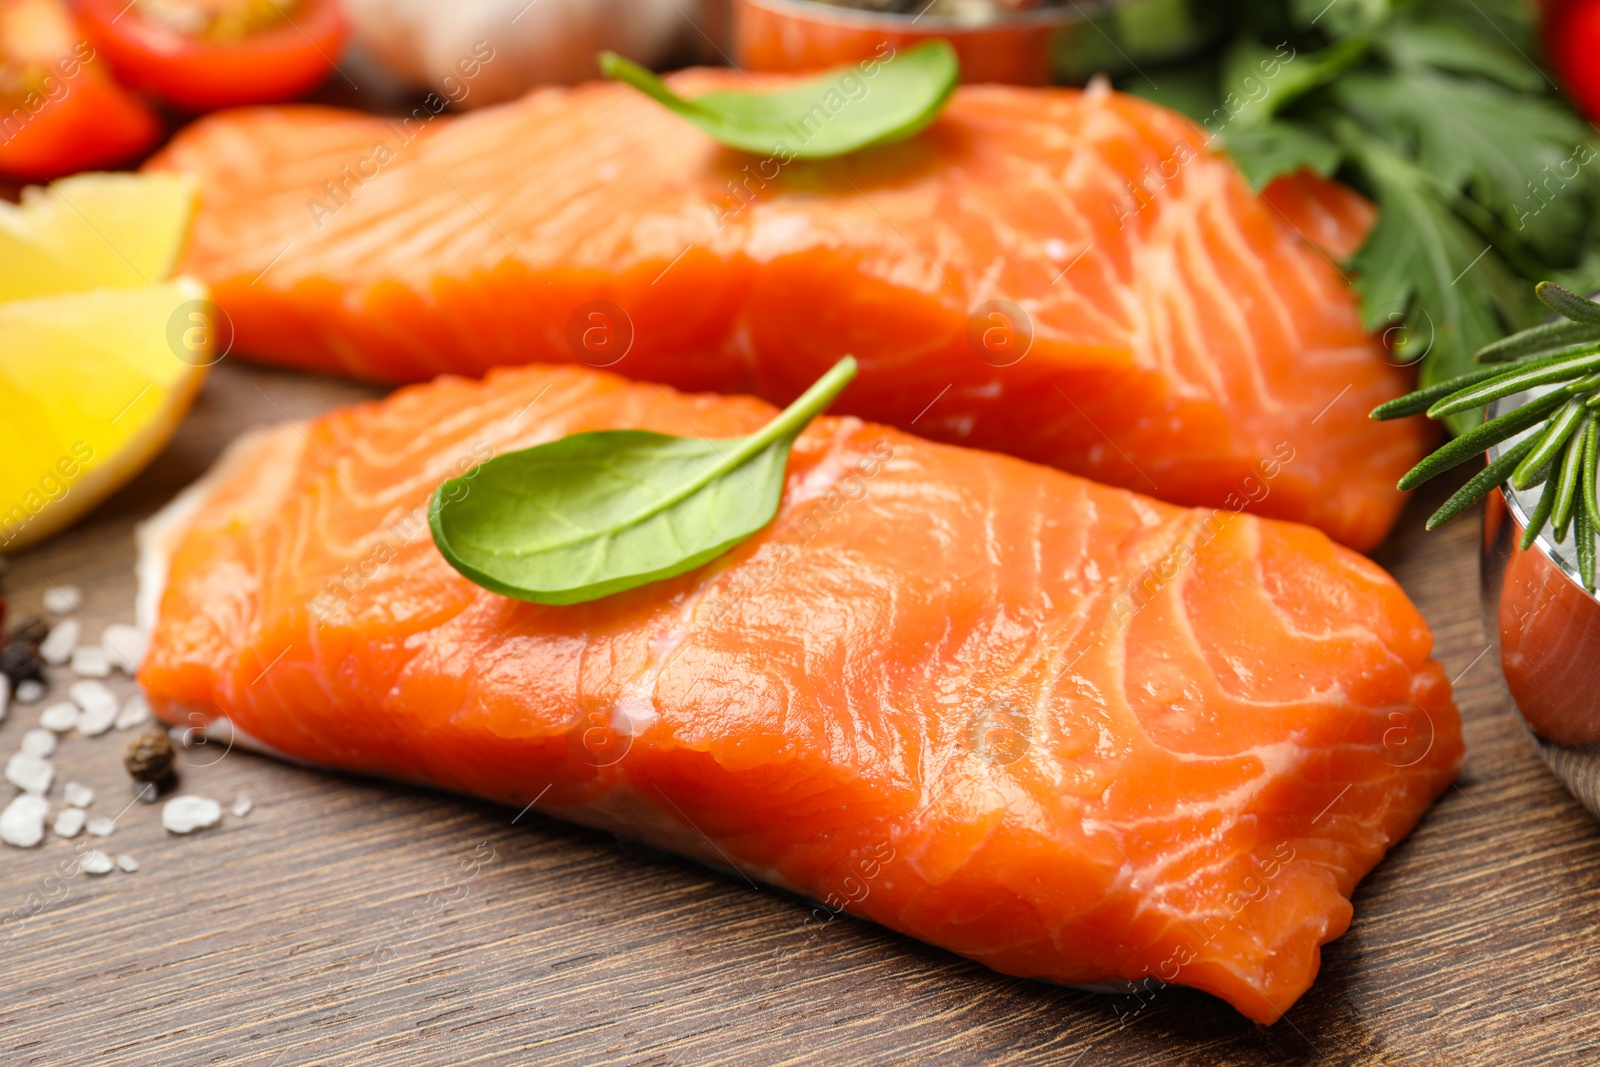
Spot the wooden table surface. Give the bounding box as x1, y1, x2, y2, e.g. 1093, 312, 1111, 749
2, 360, 1596, 1067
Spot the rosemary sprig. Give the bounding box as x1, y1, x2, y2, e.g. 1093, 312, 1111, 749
1374, 282, 1600, 589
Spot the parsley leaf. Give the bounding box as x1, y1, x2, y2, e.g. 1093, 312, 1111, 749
1334, 69, 1596, 261
1221, 121, 1342, 189
1339, 124, 1538, 429
1126, 0, 1600, 436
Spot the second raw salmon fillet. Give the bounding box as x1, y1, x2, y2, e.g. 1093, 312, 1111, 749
137, 365, 1460, 1024
147, 74, 1426, 550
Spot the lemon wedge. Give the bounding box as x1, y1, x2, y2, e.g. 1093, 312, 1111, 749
0, 173, 208, 554
0, 172, 197, 303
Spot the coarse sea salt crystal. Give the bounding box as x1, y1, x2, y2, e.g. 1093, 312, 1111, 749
39, 619, 79, 665
53, 808, 85, 838
39, 702, 78, 732
116, 854, 138, 873
231, 794, 252, 818
15, 679, 44, 704
6, 753, 53, 794
162, 795, 222, 834
69, 645, 111, 679
64, 781, 94, 808
102, 624, 148, 674
21, 728, 56, 758
42, 585, 82, 614
69, 680, 118, 736
80, 849, 113, 875
115, 694, 150, 730
86, 817, 114, 837
0, 795, 49, 847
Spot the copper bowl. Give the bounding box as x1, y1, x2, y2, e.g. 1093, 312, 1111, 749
733, 0, 1104, 85
1483, 391, 1600, 817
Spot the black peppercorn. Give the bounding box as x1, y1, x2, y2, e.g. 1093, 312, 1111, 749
125, 730, 177, 787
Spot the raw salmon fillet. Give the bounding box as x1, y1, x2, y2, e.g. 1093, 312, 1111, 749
146, 74, 1427, 551
138, 365, 1460, 1024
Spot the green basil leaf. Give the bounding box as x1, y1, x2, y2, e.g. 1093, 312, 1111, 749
598, 43, 958, 160
430, 357, 858, 605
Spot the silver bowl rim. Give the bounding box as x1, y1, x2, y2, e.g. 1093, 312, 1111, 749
1485, 391, 1597, 602
737, 0, 1108, 31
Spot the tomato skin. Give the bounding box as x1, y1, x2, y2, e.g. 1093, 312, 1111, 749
1546, 0, 1600, 124
0, 41, 161, 180
71, 0, 346, 111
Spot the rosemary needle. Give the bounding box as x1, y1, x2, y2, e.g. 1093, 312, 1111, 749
1377, 282, 1600, 562
1552, 425, 1587, 542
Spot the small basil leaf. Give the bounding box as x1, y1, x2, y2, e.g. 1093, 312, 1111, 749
598, 43, 958, 159
430, 357, 858, 605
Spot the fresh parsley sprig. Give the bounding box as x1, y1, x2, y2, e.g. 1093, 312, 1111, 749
1129, 0, 1600, 436
1374, 282, 1600, 589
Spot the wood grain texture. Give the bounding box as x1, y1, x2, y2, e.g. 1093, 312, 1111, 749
2, 361, 1597, 1066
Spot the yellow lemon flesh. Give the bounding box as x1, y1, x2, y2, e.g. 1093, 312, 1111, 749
0, 173, 209, 554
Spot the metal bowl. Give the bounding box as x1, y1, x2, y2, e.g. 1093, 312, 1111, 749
1482, 391, 1600, 817
733, 0, 1091, 84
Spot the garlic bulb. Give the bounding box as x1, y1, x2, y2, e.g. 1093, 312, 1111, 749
343, 0, 698, 108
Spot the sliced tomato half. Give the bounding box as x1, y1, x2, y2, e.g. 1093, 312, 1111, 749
0, 0, 161, 180
1545, 0, 1600, 125
71, 0, 346, 111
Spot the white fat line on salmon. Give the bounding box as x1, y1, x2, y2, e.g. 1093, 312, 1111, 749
694, 434, 897, 631
1108, 441, 1296, 628
569, 427, 890, 755
706, 42, 897, 231
307, 439, 496, 626
1108, 839, 1299, 1029
303, 41, 498, 232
